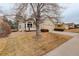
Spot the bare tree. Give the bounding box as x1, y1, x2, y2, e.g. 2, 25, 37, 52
14, 3, 28, 30
30, 3, 61, 39
13, 3, 61, 40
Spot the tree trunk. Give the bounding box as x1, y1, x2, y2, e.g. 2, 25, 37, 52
36, 19, 40, 40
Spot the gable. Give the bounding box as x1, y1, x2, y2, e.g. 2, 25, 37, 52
40, 18, 55, 30
42, 18, 55, 26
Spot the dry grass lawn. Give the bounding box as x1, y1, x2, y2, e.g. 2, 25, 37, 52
0, 32, 71, 56
65, 28, 79, 33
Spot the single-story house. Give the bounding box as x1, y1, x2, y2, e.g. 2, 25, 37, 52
54, 22, 75, 31
18, 18, 55, 32
75, 24, 79, 28
64, 23, 75, 29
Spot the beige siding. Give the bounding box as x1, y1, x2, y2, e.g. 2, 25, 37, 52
40, 19, 55, 32
18, 22, 25, 31
18, 18, 55, 32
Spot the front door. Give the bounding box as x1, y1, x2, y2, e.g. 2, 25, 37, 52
27, 22, 32, 31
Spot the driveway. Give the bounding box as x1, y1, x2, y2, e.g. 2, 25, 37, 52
44, 31, 79, 56
51, 31, 78, 36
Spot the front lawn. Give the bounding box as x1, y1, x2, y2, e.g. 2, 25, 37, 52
0, 32, 71, 56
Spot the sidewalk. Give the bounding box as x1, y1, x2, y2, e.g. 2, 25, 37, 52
44, 35, 79, 56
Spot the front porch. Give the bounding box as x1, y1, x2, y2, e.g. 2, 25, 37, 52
18, 21, 36, 32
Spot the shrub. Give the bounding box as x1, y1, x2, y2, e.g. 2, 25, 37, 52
1, 22, 11, 34
54, 29, 64, 31
41, 29, 49, 32
0, 20, 11, 37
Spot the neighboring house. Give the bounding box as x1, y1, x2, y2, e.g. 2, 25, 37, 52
75, 24, 79, 28
18, 18, 55, 32
54, 23, 65, 31
64, 23, 75, 29
54, 22, 75, 31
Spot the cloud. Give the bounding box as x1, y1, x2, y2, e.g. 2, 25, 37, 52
62, 3, 79, 24
0, 3, 79, 24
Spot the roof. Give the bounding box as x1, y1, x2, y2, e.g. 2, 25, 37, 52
26, 18, 34, 21
64, 23, 75, 25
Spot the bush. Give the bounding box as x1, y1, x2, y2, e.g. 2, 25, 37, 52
2, 22, 11, 34
54, 29, 64, 31
0, 21, 11, 37
41, 29, 49, 32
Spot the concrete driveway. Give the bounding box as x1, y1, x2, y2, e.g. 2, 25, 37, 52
44, 31, 79, 56
51, 31, 78, 36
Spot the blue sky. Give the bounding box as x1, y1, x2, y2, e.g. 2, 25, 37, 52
0, 3, 79, 24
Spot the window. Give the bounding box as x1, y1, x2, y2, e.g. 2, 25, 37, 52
57, 24, 62, 27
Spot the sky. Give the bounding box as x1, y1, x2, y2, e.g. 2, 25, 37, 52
0, 3, 79, 24
61, 3, 79, 24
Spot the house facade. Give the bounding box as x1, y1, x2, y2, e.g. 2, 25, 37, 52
18, 18, 55, 32
18, 18, 36, 31
64, 23, 75, 29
